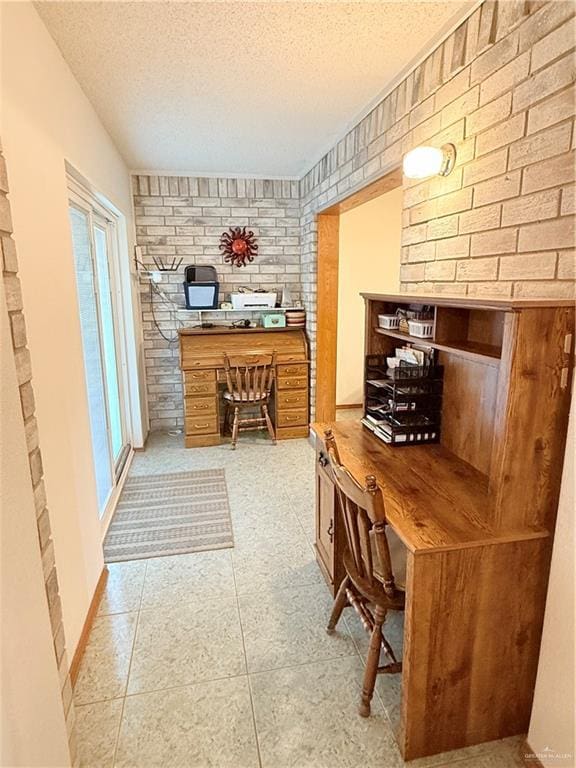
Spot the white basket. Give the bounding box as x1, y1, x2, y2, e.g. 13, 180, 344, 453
378, 314, 400, 330
408, 319, 434, 338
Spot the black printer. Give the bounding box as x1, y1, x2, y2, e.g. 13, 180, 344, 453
183, 265, 219, 310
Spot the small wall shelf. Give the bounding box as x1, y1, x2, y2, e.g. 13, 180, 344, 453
374, 326, 501, 365
177, 306, 301, 314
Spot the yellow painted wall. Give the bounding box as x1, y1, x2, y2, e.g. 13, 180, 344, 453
336, 186, 403, 405
0, 1, 142, 656
0, 281, 70, 767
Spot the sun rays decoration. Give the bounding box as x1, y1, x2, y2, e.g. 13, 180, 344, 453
219, 226, 258, 268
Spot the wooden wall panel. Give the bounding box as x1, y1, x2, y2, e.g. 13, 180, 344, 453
399, 536, 552, 760
491, 308, 575, 531
315, 214, 339, 422
440, 352, 500, 476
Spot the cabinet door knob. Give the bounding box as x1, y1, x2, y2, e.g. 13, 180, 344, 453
327, 518, 334, 543
318, 452, 328, 468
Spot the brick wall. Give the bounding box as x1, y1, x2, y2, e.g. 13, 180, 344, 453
0, 142, 77, 763
133, 174, 301, 430
300, 0, 575, 409
135, 2, 574, 428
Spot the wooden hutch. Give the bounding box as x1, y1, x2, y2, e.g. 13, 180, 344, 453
312, 293, 574, 761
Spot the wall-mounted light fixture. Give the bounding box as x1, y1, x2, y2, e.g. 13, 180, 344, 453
402, 143, 456, 179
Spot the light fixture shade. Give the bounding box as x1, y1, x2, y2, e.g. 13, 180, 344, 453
403, 144, 456, 179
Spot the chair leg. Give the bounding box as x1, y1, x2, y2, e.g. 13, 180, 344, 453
327, 575, 350, 633
360, 606, 386, 718
262, 404, 276, 444
231, 407, 240, 449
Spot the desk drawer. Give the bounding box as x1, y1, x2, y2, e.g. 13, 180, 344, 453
277, 352, 307, 363
185, 369, 216, 383
277, 363, 308, 378
185, 415, 219, 435
232, 353, 274, 366
277, 389, 308, 409
277, 376, 308, 390
185, 396, 217, 417
184, 380, 217, 397
277, 408, 308, 427
183, 356, 222, 370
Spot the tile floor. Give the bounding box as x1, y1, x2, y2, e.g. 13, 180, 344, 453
74, 432, 525, 767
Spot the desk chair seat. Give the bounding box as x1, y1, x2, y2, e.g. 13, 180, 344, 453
223, 352, 276, 449
223, 391, 269, 404
323, 428, 405, 718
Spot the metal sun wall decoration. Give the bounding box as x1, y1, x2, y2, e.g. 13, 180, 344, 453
219, 226, 258, 268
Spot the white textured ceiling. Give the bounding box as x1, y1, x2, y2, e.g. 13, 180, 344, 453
36, 1, 470, 177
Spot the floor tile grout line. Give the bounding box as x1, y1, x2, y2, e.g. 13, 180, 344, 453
109, 629, 137, 766
75, 642, 363, 708
230, 547, 264, 768
109, 563, 147, 768
75, 670, 255, 708
109, 670, 252, 703
282, 480, 316, 545
245, 670, 264, 768
247, 650, 361, 679
108, 696, 125, 768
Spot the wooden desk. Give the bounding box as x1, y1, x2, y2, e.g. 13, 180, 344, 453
179, 327, 309, 447
313, 420, 550, 761
312, 294, 574, 761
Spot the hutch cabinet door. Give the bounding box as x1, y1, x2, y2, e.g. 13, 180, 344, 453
315, 451, 338, 590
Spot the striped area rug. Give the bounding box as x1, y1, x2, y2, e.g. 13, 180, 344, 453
103, 469, 233, 563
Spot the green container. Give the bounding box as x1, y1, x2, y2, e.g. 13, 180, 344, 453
262, 313, 286, 328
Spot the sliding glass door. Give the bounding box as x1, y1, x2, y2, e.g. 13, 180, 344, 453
69, 199, 129, 517
92, 218, 124, 464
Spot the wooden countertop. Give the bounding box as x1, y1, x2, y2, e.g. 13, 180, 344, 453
311, 420, 548, 554
179, 326, 303, 336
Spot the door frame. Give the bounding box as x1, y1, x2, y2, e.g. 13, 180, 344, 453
315, 167, 403, 422
68, 193, 130, 509
68, 176, 137, 531
91, 212, 131, 477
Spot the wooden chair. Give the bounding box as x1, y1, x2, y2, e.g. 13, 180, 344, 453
323, 428, 405, 718
223, 352, 277, 449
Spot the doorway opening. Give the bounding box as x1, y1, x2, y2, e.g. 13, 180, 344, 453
68, 181, 131, 523
315, 168, 403, 422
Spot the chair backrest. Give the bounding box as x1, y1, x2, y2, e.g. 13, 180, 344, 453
223, 352, 276, 401
324, 428, 398, 598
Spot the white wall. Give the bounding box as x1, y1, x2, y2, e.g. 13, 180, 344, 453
336, 186, 403, 405
0, 281, 70, 768
0, 1, 143, 655
527, 385, 575, 768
